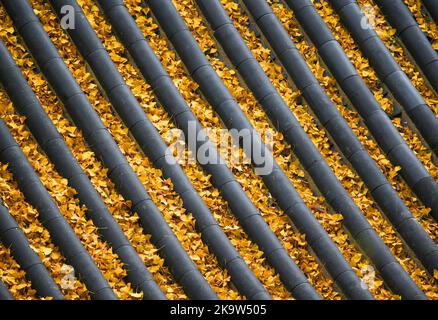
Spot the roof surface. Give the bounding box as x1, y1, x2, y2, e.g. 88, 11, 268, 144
0, 0, 437, 300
